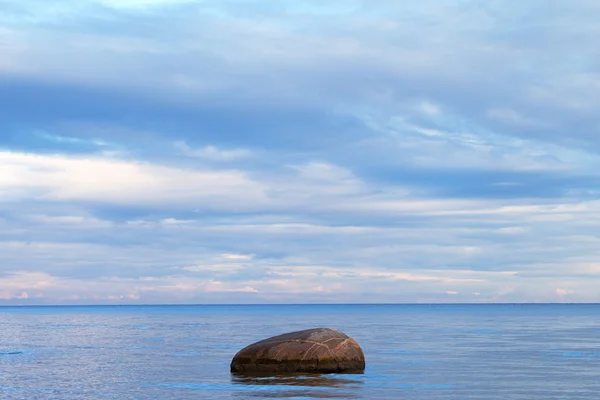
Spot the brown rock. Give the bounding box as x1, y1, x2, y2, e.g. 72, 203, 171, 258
230, 328, 365, 374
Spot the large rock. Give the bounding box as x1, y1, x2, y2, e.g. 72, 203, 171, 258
230, 328, 365, 374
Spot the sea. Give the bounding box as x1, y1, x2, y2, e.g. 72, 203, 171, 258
1, 304, 600, 399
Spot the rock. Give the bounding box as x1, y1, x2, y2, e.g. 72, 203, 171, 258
230, 328, 365, 374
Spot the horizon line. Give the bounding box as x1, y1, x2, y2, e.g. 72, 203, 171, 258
0, 302, 590, 307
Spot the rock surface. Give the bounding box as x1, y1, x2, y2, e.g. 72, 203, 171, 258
230, 328, 365, 374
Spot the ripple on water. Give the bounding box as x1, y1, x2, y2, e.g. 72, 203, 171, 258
154, 377, 363, 399
143, 337, 164, 343
379, 349, 417, 354
211, 344, 243, 350
440, 329, 501, 334
48, 324, 106, 329
0, 351, 23, 355
553, 351, 600, 358
0, 349, 31, 357
134, 325, 151, 330
155, 382, 233, 390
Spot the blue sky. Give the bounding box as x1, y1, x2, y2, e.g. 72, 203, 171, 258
0, 0, 599, 304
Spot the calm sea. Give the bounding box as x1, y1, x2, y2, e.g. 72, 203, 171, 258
1, 304, 600, 399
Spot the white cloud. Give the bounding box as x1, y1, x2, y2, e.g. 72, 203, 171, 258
416, 100, 440, 116
177, 253, 255, 273
282, 162, 369, 198
359, 112, 593, 172
0, 150, 267, 208
222, 253, 254, 260
0, 271, 262, 302
291, 162, 356, 182
97, 0, 198, 9
487, 108, 547, 128
497, 227, 529, 235
174, 141, 253, 161
0, 291, 29, 300
26, 214, 112, 227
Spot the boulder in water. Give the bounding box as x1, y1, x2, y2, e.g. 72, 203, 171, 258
230, 328, 365, 374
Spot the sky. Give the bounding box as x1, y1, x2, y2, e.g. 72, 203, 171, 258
0, 0, 599, 304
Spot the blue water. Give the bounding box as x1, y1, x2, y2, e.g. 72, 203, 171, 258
2, 304, 600, 399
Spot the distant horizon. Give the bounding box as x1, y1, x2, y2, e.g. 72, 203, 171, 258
0, 302, 589, 307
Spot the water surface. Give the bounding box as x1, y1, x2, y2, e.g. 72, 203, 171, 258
1, 304, 600, 399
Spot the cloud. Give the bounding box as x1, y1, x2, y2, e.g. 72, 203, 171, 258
97, 0, 198, 9
0, 291, 29, 300
0, 271, 262, 303
222, 253, 254, 260
486, 108, 547, 129
1, 0, 600, 303
174, 141, 253, 161
416, 100, 441, 116
0, 150, 267, 208
3, 0, 598, 146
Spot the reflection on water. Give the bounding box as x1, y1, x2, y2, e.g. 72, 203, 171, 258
231, 373, 364, 398
233, 390, 362, 399
232, 372, 364, 387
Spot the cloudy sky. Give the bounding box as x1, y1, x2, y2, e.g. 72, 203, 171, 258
0, 0, 599, 304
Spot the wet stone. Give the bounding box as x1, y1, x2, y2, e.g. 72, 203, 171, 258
230, 328, 366, 374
